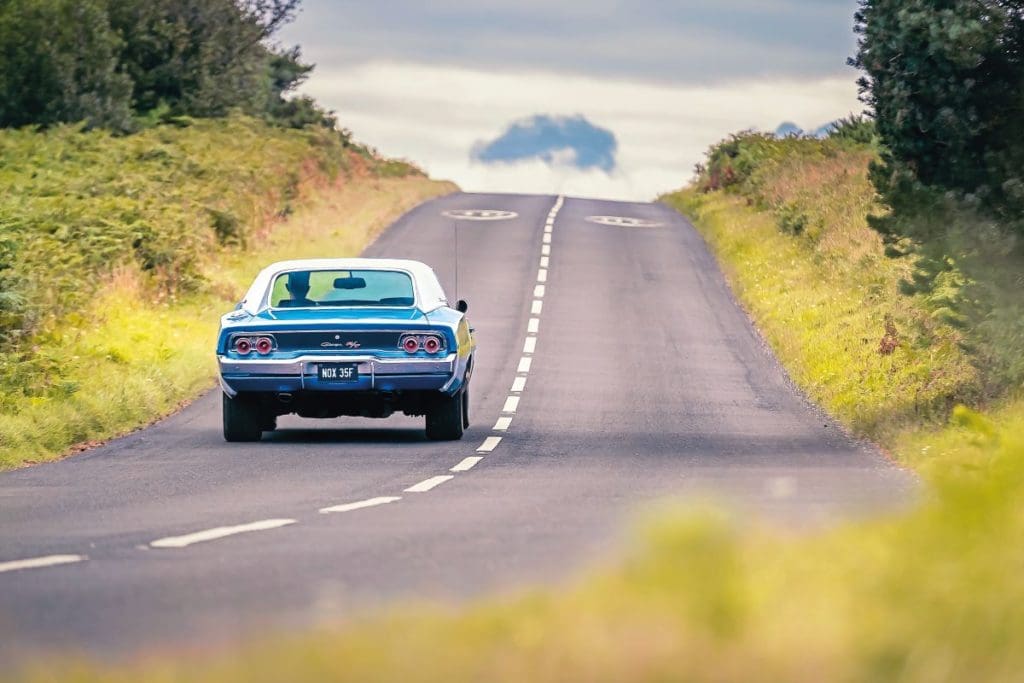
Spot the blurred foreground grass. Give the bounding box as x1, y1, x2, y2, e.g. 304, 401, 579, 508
0, 118, 455, 468
19, 409, 1024, 682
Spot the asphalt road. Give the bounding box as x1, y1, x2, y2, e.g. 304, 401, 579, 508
0, 193, 912, 661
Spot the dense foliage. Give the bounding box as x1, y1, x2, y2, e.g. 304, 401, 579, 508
0, 0, 331, 131
851, 0, 1024, 238
0, 117, 350, 353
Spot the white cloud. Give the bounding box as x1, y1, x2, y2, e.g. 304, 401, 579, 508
301, 61, 861, 200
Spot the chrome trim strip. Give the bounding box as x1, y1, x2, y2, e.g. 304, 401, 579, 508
218, 353, 456, 377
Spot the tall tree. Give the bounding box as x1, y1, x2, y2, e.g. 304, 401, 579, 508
0, 0, 134, 130
852, 0, 1024, 236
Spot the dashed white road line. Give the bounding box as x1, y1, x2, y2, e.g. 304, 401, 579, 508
542, 244, 551, 256
405, 475, 454, 493
542, 233, 552, 244
320, 496, 401, 514
518, 356, 533, 372
528, 318, 540, 333
531, 299, 543, 315
451, 456, 483, 472
537, 268, 548, 282
0, 554, 87, 574
150, 519, 296, 549
534, 284, 546, 298
494, 416, 513, 431
523, 337, 537, 353
502, 396, 520, 413
478, 436, 503, 452
539, 256, 550, 268
511, 376, 527, 392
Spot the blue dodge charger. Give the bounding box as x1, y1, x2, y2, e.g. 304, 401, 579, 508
216, 258, 475, 442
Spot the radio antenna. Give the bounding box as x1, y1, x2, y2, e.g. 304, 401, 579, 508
453, 218, 460, 303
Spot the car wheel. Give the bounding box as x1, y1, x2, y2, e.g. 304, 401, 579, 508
426, 389, 465, 441
223, 393, 263, 442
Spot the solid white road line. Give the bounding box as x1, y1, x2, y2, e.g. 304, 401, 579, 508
511, 376, 527, 392
320, 496, 401, 514
451, 456, 483, 473
0, 554, 86, 574
478, 436, 502, 452
150, 519, 296, 549
539, 256, 550, 268
503, 396, 520, 413
531, 299, 543, 315
528, 318, 540, 333
405, 475, 454, 493
542, 244, 551, 256
494, 416, 513, 431
534, 284, 546, 297
523, 337, 537, 353
518, 356, 533, 372
542, 233, 552, 244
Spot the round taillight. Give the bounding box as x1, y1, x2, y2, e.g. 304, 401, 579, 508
424, 336, 441, 354
235, 337, 253, 355
255, 337, 273, 355
403, 337, 420, 353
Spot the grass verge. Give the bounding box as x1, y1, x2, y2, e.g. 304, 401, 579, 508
0, 122, 454, 469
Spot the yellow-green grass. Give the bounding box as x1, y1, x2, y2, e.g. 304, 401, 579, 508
0, 173, 454, 469
663, 176, 978, 448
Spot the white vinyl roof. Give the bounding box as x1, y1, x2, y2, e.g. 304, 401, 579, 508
238, 258, 449, 314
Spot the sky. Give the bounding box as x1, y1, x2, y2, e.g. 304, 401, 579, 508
279, 1, 865, 200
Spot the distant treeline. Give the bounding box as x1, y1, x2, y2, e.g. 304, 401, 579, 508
0, 0, 331, 131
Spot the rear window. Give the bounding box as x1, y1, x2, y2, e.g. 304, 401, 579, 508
269, 269, 415, 308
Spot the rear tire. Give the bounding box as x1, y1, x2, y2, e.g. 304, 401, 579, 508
426, 389, 465, 441
223, 393, 263, 442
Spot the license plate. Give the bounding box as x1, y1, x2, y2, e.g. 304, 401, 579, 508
317, 363, 359, 382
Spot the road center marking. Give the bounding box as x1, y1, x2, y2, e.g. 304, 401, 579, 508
451, 456, 483, 472
0, 554, 87, 574
503, 396, 520, 413
531, 299, 543, 315
442, 209, 518, 221
534, 284, 546, 297
518, 356, 533, 372
537, 269, 548, 282
405, 475, 454, 492
150, 519, 296, 549
766, 476, 798, 499
542, 233, 552, 244
320, 496, 401, 514
494, 416, 513, 431
527, 317, 540, 333
539, 257, 549, 268
478, 436, 502, 452
585, 215, 663, 228
522, 336, 537, 353
542, 244, 551, 256
511, 376, 527, 392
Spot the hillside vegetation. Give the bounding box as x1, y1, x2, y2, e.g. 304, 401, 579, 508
670, 130, 1024, 461
0, 116, 454, 468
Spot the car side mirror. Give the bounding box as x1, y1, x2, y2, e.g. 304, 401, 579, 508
455, 299, 469, 314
